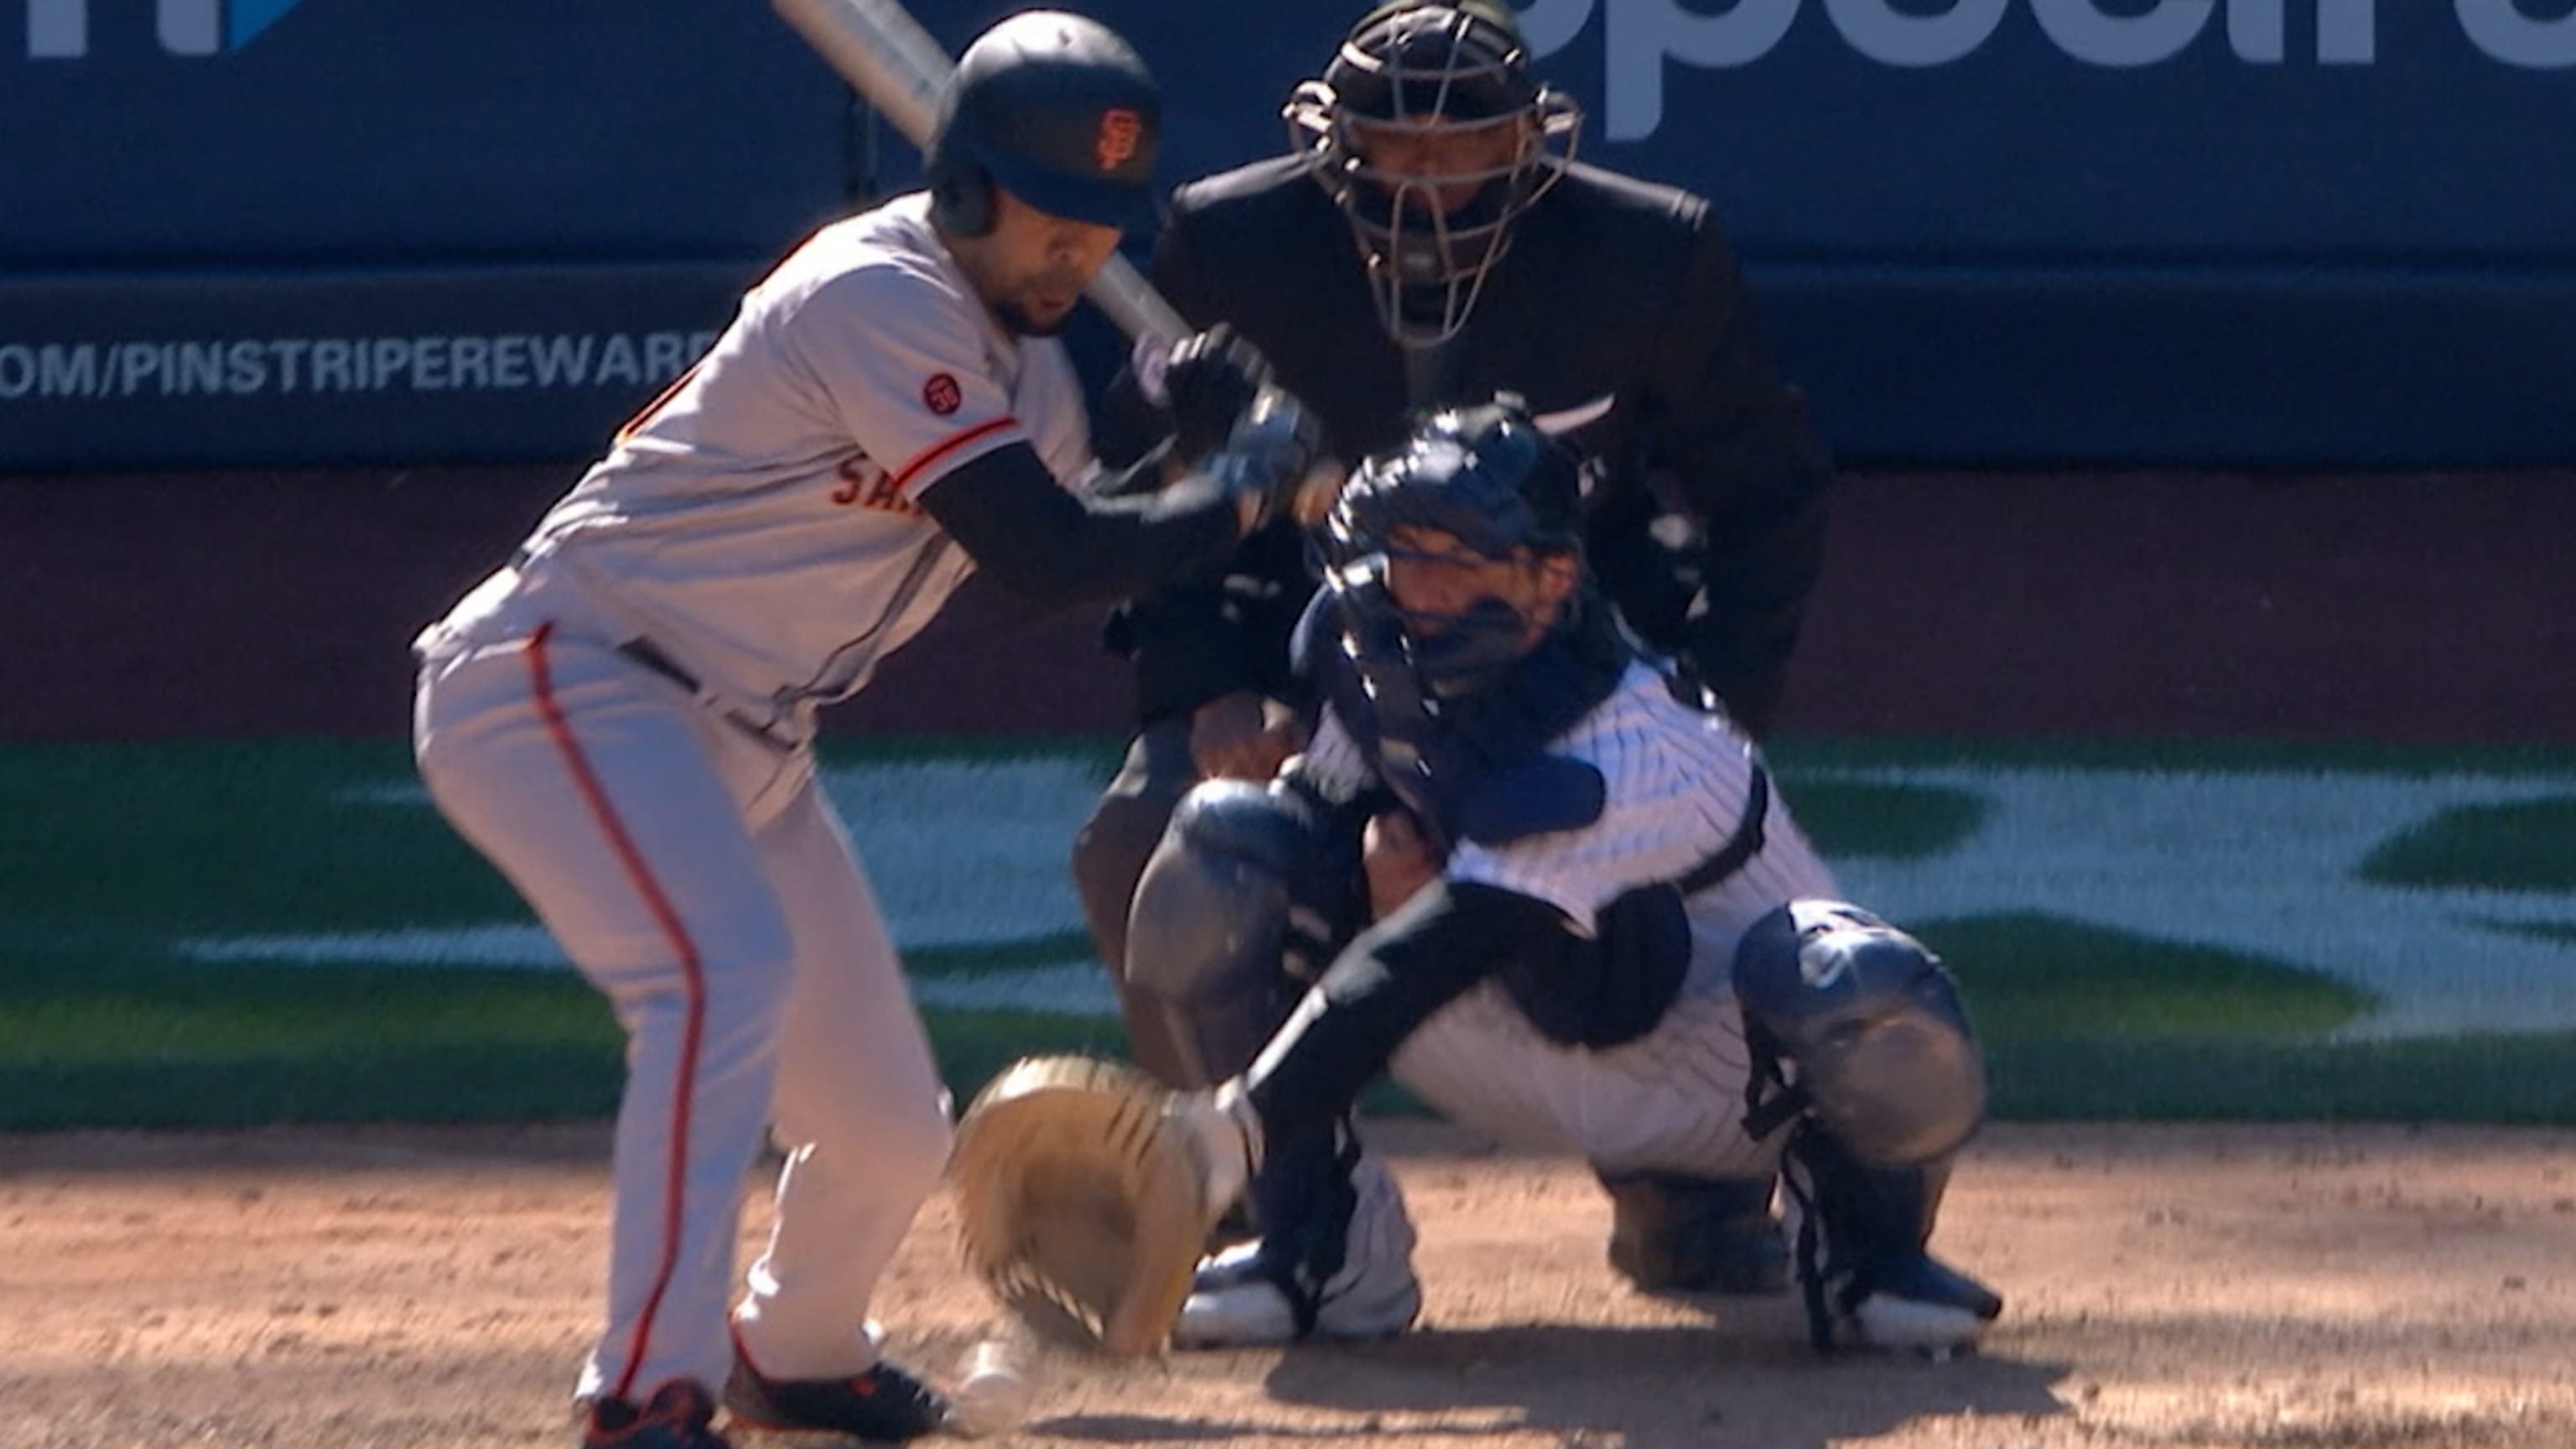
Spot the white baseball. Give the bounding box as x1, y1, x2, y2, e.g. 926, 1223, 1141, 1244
948, 1336, 1041, 1438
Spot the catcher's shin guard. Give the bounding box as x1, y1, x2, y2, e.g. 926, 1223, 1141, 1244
1781, 1125, 2001, 1353
1732, 899, 2000, 1352
1123, 780, 1364, 1087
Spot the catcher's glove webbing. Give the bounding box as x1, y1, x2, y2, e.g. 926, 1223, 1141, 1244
949, 1055, 1234, 1357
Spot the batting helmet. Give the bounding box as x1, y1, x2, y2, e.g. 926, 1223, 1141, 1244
926, 11, 1161, 238
1326, 393, 1590, 694
1286, 1, 1580, 345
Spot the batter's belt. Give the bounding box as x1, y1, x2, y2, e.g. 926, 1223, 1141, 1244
613, 636, 797, 751
505, 545, 801, 750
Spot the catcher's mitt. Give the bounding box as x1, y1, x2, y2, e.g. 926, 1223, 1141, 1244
949, 1054, 1221, 1358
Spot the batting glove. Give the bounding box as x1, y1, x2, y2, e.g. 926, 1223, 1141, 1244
1163, 325, 1272, 462
1204, 387, 1329, 534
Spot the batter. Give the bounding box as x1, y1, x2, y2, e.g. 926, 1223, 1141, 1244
411, 13, 1310, 1448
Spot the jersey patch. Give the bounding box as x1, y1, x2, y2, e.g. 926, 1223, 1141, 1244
922, 372, 963, 416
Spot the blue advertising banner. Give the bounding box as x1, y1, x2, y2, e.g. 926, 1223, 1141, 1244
906, 0, 2576, 266
4, 0, 853, 267
0, 263, 754, 469
4, 0, 849, 468
3, 0, 2571, 469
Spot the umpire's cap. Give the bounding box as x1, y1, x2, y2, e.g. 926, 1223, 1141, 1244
929, 11, 1161, 231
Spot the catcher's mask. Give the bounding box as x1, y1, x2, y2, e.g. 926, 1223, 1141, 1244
1286, 0, 1581, 347
1326, 393, 1589, 697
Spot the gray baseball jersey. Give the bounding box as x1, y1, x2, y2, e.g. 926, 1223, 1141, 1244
451, 191, 1099, 740
413, 190, 1098, 1405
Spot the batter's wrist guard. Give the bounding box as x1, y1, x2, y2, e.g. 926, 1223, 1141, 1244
1204, 388, 1328, 533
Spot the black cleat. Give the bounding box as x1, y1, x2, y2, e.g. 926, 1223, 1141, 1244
1602, 1173, 1791, 1296
723, 1353, 950, 1442
1835, 1251, 2004, 1354
584, 1379, 730, 1448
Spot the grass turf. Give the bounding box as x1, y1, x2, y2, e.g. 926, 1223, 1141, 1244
1, 735, 2571, 1130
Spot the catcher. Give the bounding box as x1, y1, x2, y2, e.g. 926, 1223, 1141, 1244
955, 397, 1998, 1359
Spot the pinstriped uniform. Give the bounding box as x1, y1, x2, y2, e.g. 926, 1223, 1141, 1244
1303, 659, 1838, 1178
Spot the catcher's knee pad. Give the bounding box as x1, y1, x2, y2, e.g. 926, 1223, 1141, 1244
1599, 1171, 1788, 1296
1732, 900, 1986, 1167
1124, 779, 1363, 1086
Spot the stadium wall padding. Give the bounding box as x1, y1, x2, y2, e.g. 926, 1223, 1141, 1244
5, 0, 2571, 469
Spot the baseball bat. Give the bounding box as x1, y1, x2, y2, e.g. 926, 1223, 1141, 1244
770, 0, 1189, 348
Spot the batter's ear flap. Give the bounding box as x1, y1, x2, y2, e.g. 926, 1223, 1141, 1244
927, 142, 997, 238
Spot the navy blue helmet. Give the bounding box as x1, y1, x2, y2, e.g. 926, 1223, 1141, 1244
1325, 393, 1588, 694
1327, 393, 1584, 566
926, 12, 1161, 236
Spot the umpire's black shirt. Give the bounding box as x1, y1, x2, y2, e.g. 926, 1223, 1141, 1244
1104, 154, 1832, 740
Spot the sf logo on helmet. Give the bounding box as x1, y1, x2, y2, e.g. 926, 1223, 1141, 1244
1095, 108, 1142, 172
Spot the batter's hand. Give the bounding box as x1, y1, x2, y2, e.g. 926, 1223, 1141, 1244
1362, 809, 1439, 919
1162, 325, 1270, 462
1189, 691, 1305, 782
1205, 389, 1332, 536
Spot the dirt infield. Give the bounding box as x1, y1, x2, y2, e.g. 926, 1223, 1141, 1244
6, 1118, 2571, 1449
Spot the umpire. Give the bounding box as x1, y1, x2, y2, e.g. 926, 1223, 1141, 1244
1073, 0, 1833, 1105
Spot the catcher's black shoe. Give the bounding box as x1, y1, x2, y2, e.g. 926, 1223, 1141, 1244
722, 1352, 949, 1442
582, 1379, 731, 1448
1602, 1172, 1791, 1296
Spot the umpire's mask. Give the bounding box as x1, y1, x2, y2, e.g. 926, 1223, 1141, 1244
1286, 1, 1581, 349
